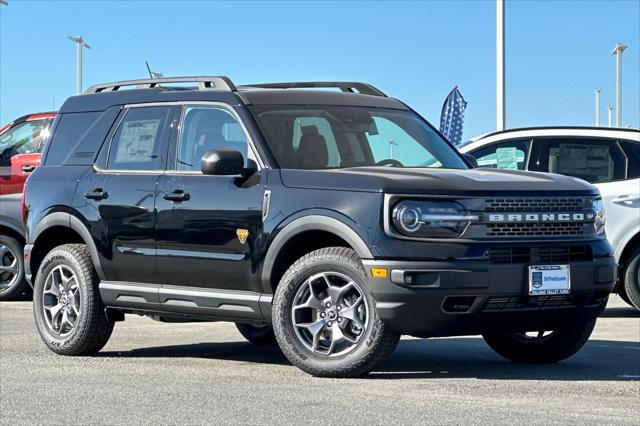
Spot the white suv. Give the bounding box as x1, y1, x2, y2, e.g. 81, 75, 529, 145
461, 127, 640, 309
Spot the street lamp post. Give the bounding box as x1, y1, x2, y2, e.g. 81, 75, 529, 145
594, 88, 601, 127
607, 105, 613, 127
496, 0, 505, 131
612, 43, 627, 128
67, 35, 91, 95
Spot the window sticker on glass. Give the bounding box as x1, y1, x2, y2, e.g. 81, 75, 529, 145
496, 147, 518, 170
115, 119, 161, 164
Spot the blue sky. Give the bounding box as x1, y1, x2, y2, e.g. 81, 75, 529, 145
1, 0, 638, 138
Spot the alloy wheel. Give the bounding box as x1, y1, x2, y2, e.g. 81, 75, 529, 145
0, 243, 20, 292
291, 271, 369, 357
42, 265, 81, 337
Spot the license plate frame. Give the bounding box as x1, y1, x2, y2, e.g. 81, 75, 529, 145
528, 265, 571, 296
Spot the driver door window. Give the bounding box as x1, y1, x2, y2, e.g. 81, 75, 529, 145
177, 106, 248, 172
470, 139, 531, 170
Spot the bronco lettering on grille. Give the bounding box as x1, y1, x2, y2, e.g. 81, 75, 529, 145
487, 213, 593, 222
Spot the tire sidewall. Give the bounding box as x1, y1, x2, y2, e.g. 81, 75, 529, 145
0, 235, 26, 299
274, 253, 383, 372
33, 247, 92, 352
623, 249, 640, 309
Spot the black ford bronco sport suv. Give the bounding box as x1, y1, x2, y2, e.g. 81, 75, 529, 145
24, 77, 616, 377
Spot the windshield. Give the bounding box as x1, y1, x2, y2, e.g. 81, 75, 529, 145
249, 105, 468, 170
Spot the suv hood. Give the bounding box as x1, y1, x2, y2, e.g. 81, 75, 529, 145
280, 167, 598, 195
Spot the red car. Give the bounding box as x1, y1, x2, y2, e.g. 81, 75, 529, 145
0, 112, 56, 195
0, 112, 55, 300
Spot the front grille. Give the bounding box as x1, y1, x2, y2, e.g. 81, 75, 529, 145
488, 246, 593, 264
486, 222, 585, 237
484, 197, 585, 212
483, 295, 576, 311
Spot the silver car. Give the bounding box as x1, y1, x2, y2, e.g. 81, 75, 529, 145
461, 127, 640, 309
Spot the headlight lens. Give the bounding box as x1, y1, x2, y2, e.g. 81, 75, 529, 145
391, 200, 478, 238
592, 197, 606, 235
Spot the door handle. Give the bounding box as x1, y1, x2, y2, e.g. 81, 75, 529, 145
612, 195, 640, 205
85, 188, 109, 200
21, 164, 36, 172
163, 190, 190, 202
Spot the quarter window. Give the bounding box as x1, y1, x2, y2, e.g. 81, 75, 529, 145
177, 106, 248, 172
107, 107, 170, 170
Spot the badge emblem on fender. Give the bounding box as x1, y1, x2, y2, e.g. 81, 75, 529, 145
236, 229, 249, 244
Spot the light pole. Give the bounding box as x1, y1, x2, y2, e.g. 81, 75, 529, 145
496, 0, 505, 131
607, 105, 613, 127
68, 35, 91, 95
612, 43, 627, 127
0, 1, 8, 6
594, 88, 601, 126
388, 140, 398, 159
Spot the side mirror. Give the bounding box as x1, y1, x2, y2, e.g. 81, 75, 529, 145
0, 148, 13, 165
464, 153, 478, 168
201, 149, 246, 176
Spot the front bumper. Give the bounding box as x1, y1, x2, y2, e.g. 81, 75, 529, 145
361, 256, 616, 338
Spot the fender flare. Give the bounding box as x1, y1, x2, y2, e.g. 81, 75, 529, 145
31, 212, 106, 280
260, 214, 373, 292
0, 219, 24, 240
615, 225, 640, 263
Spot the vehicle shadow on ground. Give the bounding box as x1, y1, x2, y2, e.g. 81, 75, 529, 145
600, 307, 640, 318
370, 338, 640, 381
98, 337, 639, 382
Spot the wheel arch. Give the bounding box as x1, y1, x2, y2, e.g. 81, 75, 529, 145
0, 223, 25, 245
29, 212, 105, 284
260, 214, 373, 294
618, 230, 640, 268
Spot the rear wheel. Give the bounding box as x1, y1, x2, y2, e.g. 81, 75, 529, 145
235, 323, 277, 346
622, 247, 640, 310
272, 247, 400, 377
0, 235, 27, 301
483, 319, 596, 363
33, 244, 114, 355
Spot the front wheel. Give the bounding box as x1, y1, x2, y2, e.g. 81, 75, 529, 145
0, 235, 28, 301
621, 247, 640, 310
483, 319, 596, 363
272, 247, 400, 377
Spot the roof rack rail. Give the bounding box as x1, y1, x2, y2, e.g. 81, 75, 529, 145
240, 81, 386, 97
84, 76, 237, 94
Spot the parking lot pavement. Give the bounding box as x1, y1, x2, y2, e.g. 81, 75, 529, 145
1, 296, 638, 425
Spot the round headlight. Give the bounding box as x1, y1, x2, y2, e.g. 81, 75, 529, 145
395, 205, 422, 233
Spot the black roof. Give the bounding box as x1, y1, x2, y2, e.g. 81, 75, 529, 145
59, 77, 408, 113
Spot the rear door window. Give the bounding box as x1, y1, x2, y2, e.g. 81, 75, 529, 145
106, 106, 171, 170
543, 138, 626, 183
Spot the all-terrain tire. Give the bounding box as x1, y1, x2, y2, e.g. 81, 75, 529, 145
272, 247, 400, 377
33, 244, 114, 355
621, 247, 640, 310
236, 323, 277, 346
0, 235, 28, 301
483, 318, 596, 363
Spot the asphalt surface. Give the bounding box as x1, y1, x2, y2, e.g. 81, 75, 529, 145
1, 296, 638, 425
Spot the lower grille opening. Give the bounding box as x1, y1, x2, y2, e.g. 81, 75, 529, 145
443, 296, 478, 313
483, 294, 576, 311
489, 246, 593, 264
